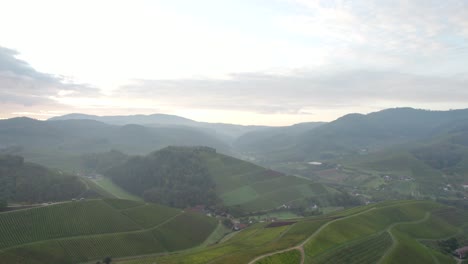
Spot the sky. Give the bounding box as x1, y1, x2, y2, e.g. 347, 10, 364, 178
1, 0, 468, 125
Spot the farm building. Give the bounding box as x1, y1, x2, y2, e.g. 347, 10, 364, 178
454, 246, 468, 259
233, 223, 248, 231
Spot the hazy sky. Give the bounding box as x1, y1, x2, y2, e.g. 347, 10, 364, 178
1, 0, 468, 125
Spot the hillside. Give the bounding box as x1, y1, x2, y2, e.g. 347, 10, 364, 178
49, 113, 269, 143
116, 200, 468, 264
234, 108, 468, 163
0, 199, 218, 264
98, 146, 336, 214
335, 125, 468, 200
0, 117, 231, 169
0, 155, 86, 209
233, 122, 325, 160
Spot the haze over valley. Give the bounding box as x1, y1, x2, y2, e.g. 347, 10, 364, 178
0, 1, 467, 263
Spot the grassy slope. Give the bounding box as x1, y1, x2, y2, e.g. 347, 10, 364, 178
120, 218, 328, 264
305, 201, 467, 264
255, 249, 302, 264
91, 177, 143, 201
0, 199, 217, 264
200, 151, 332, 212
121, 200, 467, 264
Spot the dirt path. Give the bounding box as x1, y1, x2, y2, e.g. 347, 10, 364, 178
377, 212, 430, 264
248, 207, 377, 264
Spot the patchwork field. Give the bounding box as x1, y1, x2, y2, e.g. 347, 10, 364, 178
0, 199, 218, 264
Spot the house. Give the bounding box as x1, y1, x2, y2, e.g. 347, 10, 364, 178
233, 223, 248, 231
454, 246, 468, 259
462, 183, 468, 189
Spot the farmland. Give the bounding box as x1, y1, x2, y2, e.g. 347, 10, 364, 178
0, 199, 217, 263
118, 200, 467, 264
255, 249, 301, 264
0, 197, 465, 264
199, 150, 334, 213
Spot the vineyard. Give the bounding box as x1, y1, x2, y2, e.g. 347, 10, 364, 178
152, 212, 218, 251
0, 200, 140, 249
303, 201, 437, 257
103, 198, 144, 210
119, 200, 467, 264
122, 203, 181, 228
1, 199, 465, 264
0, 199, 218, 264
308, 232, 392, 264
255, 249, 301, 264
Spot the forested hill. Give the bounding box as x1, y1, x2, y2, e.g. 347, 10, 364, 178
0, 155, 85, 209
234, 107, 468, 163
107, 147, 219, 208
49, 113, 268, 142
0, 117, 231, 169
97, 146, 334, 214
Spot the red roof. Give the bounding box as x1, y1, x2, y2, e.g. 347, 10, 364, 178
456, 246, 468, 254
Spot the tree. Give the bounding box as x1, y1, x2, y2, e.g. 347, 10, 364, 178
103, 256, 112, 264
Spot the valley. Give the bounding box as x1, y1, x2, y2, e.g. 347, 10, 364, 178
0, 108, 467, 263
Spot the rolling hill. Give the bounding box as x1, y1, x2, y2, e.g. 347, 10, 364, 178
95, 146, 336, 214
0, 117, 231, 169
234, 107, 468, 163
0, 154, 86, 209
115, 200, 468, 264
233, 122, 325, 161
0, 199, 218, 264
49, 113, 269, 143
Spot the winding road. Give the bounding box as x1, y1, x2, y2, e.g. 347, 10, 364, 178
247, 207, 377, 264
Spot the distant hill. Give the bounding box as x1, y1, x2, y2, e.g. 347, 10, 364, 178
0, 117, 231, 169
49, 113, 197, 126
49, 113, 269, 143
235, 108, 468, 163
0, 155, 86, 208
0, 199, 218, 264
234, 122, 325, 159
340, 121, 468, 199
95, 146, 337, 214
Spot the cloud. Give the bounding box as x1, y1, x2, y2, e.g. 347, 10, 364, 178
117, 69, 468, 116
280, 0, 468, 67
0, 46, 99, 107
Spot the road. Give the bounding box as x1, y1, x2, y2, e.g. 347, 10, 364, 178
247, 207, 377, 264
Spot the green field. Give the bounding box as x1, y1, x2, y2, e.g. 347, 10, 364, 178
199, 151, 334, 213
119, 218, 328, 264
91, 177, 143, 201
255, 249, 301, 264
1, 199, 465, 264
0, 199, 218, 264
308, 231, 392, 264
118, 200, 468, 264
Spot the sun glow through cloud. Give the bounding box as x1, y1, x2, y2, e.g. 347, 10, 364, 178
1, 0, 468, 124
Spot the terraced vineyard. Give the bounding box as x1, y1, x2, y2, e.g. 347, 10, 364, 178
119, 200, 468, 264
0, 200, 140, 248
0, 199, 218, 264
122, 203, 180, 228
255, 249, 302, 264
198, 150, 334, 213
1, 199, 465, 264
309, 231, 392, 264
